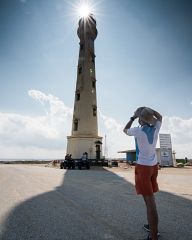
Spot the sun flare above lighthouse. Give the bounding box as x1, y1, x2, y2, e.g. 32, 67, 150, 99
78, 4, 91, 18
66, 0, 102, 27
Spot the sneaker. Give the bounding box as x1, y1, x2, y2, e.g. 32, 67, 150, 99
143, 224, 160, 237
144, 235, 151, 240
144, 234, 160, 240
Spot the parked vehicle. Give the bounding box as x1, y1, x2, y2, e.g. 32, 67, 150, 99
78, 152, 90, 170
77, 158, 90, 169
60, 154, 75, 169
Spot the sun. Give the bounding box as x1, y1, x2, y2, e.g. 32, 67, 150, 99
78, 4, 91, 18
64, 0, 102, 25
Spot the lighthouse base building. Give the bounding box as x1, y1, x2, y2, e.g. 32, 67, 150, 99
67, 136, 102, 160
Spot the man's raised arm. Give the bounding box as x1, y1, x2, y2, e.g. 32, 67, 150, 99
123, 116, 137, 134
152, 109, 162, 122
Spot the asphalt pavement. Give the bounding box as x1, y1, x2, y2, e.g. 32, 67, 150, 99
0, 164, 191, 240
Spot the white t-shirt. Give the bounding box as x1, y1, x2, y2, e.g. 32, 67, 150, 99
126, 121, 162, 166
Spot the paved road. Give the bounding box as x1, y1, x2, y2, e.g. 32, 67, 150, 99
0, 165, 192, 240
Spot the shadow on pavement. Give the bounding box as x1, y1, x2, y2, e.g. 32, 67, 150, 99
1, 167, 192, 240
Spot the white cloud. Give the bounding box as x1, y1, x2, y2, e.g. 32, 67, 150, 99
28, 90, 72, 118
161, 116, 192, 144
160, 116, 192, 158
98, 111, 135, 158
0, 90, 73, 159
0, 90, 192, 159
0, 113, 58, 141
99, 111, 122, 132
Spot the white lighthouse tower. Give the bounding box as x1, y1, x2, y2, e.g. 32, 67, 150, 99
67, 14, 102, 160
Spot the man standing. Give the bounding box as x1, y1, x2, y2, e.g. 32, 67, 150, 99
123, 107, 162, 240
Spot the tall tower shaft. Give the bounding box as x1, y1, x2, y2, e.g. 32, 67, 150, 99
67, 15, 102, 159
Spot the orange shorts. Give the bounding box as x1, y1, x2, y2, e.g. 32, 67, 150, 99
135, 164, 159, 196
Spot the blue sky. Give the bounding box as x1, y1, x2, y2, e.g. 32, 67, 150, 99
0, 0, 192, 159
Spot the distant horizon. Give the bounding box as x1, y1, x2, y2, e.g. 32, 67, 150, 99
0, 156, 190, 162
0, 158, 60, 160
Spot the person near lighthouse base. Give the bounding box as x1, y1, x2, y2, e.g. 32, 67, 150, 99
123, 107, 162, 240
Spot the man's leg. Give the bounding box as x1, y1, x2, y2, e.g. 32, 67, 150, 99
143, 195, 158, 240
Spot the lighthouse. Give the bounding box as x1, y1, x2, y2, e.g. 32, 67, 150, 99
67, 14, 102, 160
